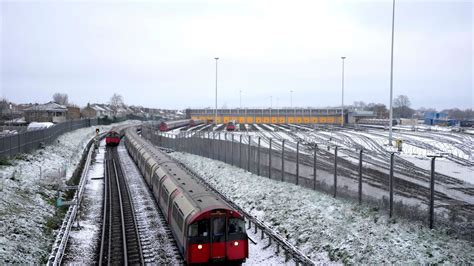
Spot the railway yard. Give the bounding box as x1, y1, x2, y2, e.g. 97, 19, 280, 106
1, 121, 473, 264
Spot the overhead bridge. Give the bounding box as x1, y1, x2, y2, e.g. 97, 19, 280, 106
186, 108, 347, 125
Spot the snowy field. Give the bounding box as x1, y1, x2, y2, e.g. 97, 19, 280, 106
0, 122, 133, 264
168, 151, 474, 264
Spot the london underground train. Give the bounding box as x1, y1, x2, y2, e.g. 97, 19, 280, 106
124, 128, 248, 263
105, 130, 121, 146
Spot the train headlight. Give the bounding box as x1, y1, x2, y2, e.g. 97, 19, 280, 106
234, 241, 239, 246
198, 244, 203, 250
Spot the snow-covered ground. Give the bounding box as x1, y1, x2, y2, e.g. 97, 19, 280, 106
0, 122, 134, 264
62, 140, 106, 263
168, 151, 474, 264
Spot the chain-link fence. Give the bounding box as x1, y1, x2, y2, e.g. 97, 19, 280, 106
0, 119, 98, 159
141, 126, 474, 239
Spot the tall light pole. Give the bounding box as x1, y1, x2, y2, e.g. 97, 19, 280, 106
388, 0, 396, 145
239, 89, 242, 109
270, 96, 273, 109
214, 57, 219, 124
290, 90, 293, 108
341, 56, 346, 127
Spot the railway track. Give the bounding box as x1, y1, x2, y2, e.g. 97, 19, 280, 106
116, 145, 184, 264
99, 147, 144, 265
234, 124, 474, 218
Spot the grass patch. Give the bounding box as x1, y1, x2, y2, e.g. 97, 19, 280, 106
0, 158, 12, 166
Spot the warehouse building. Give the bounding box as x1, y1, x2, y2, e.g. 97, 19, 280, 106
186, 108, 347, 124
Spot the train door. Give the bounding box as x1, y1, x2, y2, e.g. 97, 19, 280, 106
210, 214, 226, 260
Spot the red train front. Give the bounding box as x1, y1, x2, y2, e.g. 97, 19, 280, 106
226, 121, 236, 131
186, 209, 248, 264
105, 131, 121, 146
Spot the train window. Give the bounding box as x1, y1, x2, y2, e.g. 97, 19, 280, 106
212, 217, 225, 237
172, 203, 184, 231
188, 220, 209, 237
228, 218, 245, 234
161, 186, 169, 204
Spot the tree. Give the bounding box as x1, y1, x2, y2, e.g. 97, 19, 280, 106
53, 93, 69, 106
366, 103, 388, 118
353, 101, 367, 109
0, 98, 9, 115
109, 93, 124, 117
393, 95, 415, 118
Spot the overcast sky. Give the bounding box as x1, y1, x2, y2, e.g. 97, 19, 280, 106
1, 0, 472, 110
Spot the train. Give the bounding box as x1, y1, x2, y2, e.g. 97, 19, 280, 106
124, 127, 249, 264
159, 119, 205, 132
357, 118, 399, 127
105, 130, 121, 146
226, 120, 236, 131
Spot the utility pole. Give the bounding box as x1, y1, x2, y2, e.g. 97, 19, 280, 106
341, 56, 346, 127
239, 89, 242, 109
388, 0, 396, 145
214, 57, 219, 124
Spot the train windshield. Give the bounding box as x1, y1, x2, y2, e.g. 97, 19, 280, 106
228, 218, 245, 234
188, 220, 209, 237
212, 217, 225, 237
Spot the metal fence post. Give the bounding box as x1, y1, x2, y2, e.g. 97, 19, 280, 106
269, 138, 272, 179
247, 136, 251, 172
296, 141, 300, 185
428, 155, 440, 229
389, 152, 394, 218
207, 132, 211, 158
239, 135, 243, 168
333, 146, 338, 198
213, 132, 216, 160
313, 144, 317, 190
231, 134, 234, 166
358, 149, 363, 204
225, 133, 228, 163
257, 137, 261, 176
281, 139, 285, 182
218, 133, 222, 161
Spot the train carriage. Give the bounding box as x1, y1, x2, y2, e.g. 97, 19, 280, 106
124, 128, 248, 264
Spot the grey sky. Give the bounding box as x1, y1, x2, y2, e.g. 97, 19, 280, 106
1, 0, 472, 110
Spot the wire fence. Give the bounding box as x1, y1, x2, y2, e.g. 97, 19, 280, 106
0, 119, 98, 159
141, 126, 474, 239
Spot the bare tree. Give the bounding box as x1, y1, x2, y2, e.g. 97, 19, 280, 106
53, 93, 69, 106
367, 103, 388, 118
109, 93, 124, 117
393, 95, 415, 118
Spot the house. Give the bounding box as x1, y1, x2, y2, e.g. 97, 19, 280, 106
90, 104, 113, 118
67, 106, 81, 120
24, 101, 68, 123
81, 103, 97, 118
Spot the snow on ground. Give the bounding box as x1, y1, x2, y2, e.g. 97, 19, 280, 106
168, 152, 474, 264
62, 140, 106, 264
0, 121, 134, 264
245, 225, 292, 265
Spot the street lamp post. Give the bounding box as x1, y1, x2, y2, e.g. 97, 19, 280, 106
341, 56, 346, 127
214, 57, 219, 124
290, 90, 293, 108
239, 89, 242, 109
388, 0, 396, 145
